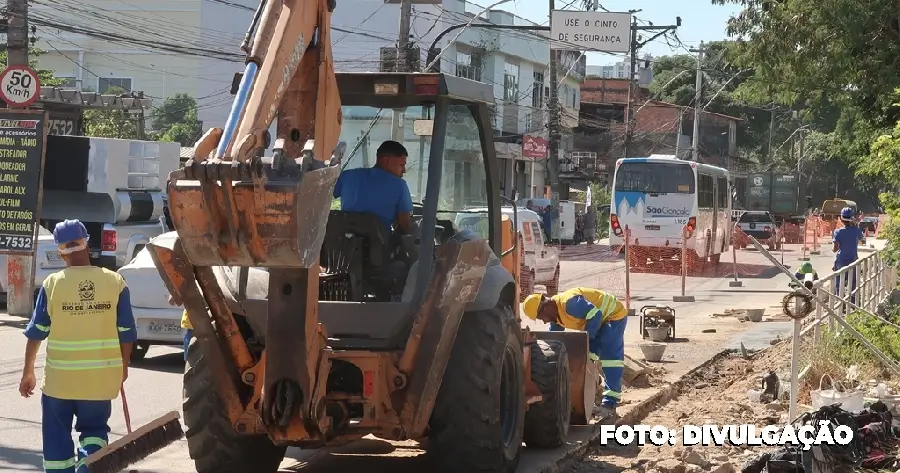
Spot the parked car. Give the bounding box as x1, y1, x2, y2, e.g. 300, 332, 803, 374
733, 211, 781, 251
455, 207, 561, 300
859, 216, 878, 235
117, 231, 184, 361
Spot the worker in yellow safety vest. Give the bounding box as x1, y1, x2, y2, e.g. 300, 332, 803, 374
181, 310, 193, 361
523, 287, 628, 421
19, 219, 137, 473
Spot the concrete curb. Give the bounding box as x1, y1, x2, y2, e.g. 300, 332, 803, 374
538, 348, 743, 473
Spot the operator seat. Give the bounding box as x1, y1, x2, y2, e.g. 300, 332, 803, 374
319, 210, 407, 301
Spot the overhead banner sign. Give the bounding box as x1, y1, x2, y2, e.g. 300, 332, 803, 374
522, 135, 548, 159
550, 10, 632, 52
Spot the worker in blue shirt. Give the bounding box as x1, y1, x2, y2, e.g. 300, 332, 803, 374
333, 140, 414, 236
523, 288, 628, 421
832, 207, 863, 303
19, 219, 137, 473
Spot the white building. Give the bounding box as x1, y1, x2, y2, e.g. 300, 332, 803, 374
586, 53, 653, 86
32, 0, 581, 198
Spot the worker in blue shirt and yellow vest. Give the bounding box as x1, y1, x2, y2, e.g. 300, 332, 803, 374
181, 310, 193, 361
523, 288, 628, 421
18, 219, 137, 473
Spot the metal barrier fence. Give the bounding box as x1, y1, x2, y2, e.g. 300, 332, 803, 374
803, 250, 896, 332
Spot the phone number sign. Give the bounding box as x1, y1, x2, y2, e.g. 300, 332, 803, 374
0, 110, 47, 253
0, 66, 41, 108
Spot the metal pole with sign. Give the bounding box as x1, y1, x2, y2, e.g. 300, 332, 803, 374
0, 65, 46, 316
549, 9, 632, 244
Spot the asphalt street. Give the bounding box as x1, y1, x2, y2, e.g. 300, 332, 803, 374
0, 239, 880, 472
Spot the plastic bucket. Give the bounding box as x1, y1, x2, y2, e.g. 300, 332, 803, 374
646, 325, 670, 342
639, 342, 667, 362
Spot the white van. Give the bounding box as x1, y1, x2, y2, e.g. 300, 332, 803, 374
515, 198, 578, 243
454, 207, 560, 299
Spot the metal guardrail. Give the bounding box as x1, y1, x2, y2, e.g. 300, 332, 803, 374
805, 249, 896, 331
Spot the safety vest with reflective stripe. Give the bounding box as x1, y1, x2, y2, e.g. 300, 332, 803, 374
42, 267, 125, 401
552, 287, 627, 331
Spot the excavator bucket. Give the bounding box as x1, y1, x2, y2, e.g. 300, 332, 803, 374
166, 165, 339, 267
531, 330, 598, 425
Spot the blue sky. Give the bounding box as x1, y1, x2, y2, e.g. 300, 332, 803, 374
507, 0, 742, 65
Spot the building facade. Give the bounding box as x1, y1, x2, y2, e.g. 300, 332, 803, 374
32, 0, 581, 200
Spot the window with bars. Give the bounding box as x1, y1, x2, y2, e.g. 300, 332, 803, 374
532, 72, 544, 108
503, 62, 519, 102
455, 51, 482, 82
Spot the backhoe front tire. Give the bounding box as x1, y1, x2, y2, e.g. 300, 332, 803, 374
428, 304, 525, 473
523, 339, 571, 448
183, 338, 286, 473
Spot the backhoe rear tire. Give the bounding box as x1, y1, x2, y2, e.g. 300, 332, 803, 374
523, 339, 571, 448
428, 304, 525, 473
183, 337, 286, 473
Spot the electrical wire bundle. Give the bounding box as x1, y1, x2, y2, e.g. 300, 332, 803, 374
782, 289, 815, 320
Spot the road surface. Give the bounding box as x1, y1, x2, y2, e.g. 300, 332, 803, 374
0, 239, 876, 472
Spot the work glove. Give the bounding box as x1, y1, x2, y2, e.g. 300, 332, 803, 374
589, 353, 600, 362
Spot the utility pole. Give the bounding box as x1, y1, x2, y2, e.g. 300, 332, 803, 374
547, 0, 561, 241
622, 17, 682, 158
622, 17, 639, 159
767, 109, 775, 164
397, 0, 413, 72
689, 42, 704, 162
674, 111, 682, 158
7, 0, 29, 66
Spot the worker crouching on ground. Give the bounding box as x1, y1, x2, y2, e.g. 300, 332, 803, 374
791, 261, 819, 294
167, 294, 193, 362
523, 288, 628, 421
19, 219, 137, 473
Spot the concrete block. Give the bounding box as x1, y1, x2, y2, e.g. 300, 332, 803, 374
729, 280, 743, 287
798, 257, 810, 261
673, 295, 695, 302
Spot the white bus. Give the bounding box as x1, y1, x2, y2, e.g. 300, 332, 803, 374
609, 156, 731, 266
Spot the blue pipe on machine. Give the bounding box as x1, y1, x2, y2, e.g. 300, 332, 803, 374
216, 61, 259, 158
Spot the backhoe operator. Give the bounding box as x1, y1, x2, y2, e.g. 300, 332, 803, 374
333, 140, 413, 235
523, 288, 628, 422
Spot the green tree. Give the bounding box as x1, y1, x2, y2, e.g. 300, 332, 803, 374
647, 41, 779, 165
0, 48, 65, 87
706, 0, 893, 204
149, 93, 203, 146
82, 86, 141, 139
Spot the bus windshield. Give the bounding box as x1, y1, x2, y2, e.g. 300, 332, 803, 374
615, 161, 695, 194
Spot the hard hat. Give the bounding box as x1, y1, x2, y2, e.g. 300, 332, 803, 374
53, 219, 89, 245
799, 261, 813, 273
523, 293, 543, 321
840, 207, 855, 221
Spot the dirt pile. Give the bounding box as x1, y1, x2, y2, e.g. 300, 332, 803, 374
570, 343, 797, 473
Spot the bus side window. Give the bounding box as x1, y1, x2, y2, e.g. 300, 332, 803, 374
716, 176, 728, 208
699, 174, 715, 209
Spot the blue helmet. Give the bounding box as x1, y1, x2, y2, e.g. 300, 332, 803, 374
53, 219, 89, 245
840, 207, 855, 221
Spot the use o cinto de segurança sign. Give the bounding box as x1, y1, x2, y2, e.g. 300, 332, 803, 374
550, 10, 632, 53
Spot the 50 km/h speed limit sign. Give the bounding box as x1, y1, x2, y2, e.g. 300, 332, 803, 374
0, 66, 40, 108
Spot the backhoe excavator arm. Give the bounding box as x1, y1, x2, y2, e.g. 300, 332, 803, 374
148, 0, 342, 443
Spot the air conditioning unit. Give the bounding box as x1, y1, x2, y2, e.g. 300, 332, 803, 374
380, 46, 421, 72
